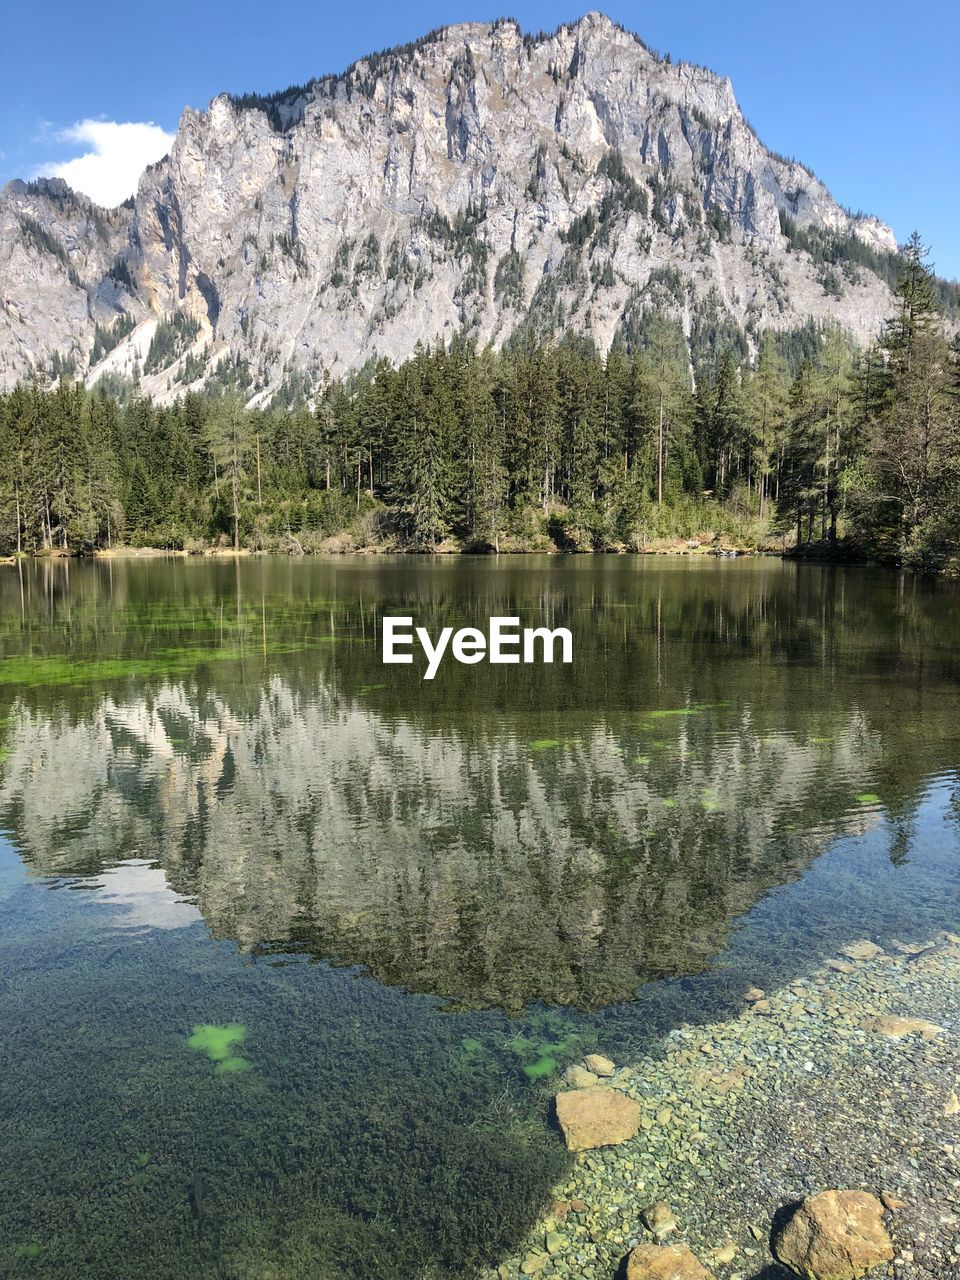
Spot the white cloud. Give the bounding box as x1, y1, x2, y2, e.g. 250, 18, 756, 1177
35, 119, 175, 207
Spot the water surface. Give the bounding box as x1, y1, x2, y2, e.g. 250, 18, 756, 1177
1, 557, 958, 1278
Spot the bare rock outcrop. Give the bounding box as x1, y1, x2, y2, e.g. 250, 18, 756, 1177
0, 13, 901, 398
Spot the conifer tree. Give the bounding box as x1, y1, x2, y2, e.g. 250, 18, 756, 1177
204, 391, 256, 550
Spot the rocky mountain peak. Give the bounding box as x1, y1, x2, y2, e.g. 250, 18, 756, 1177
0, 13, 907, 401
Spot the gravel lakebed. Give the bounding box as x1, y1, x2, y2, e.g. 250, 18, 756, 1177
484, 934, 960, 1280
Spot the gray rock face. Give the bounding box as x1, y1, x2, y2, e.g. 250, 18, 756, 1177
0, 13, 900, 399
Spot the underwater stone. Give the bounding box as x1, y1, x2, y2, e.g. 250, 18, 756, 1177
841, 941, 883, 962
583, 1053, 615, 1077
564, 1065, 600, 1088
554, 1088, 641, 1152
624, 1242, 715, 1279
772, 1190, 894, 1280
861, 1015, 943, 1040
640, 1201, 678, 1239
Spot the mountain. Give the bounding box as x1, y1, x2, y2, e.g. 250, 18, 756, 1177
0, 13, 906, 403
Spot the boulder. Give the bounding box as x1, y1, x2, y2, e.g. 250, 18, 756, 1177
772, 1190, 894, 1280
583, 1052, 616, 1076
554, 1086, 641, 1151
625, 1243, 716, 1279
562, 1064, 599, 1088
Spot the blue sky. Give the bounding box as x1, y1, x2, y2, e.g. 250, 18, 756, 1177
2, 0, 957, 277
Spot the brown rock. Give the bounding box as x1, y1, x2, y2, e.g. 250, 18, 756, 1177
711, 1066, 749, 1095
825, 959, 854, 974
842, 940, 883, 961
554, 1086, 641, 1151
641, 1201, 678, 1238
625, 1243, 715, 1279
563, 1064, 599, 1088
880, 1192, 904, 1213
772, 1190, 894, 1280
861, 1015, 943, 1040
744, 987, 766, 1001
583, 1052, 616, 1076
945, 1090, 960, 1117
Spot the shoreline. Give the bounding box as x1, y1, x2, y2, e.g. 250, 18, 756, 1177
488, 935, 960, 1280
2, 543, 842, 565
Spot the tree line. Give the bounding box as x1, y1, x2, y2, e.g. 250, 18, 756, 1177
0, 235, 957, 570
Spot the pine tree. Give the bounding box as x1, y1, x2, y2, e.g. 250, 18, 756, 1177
203, 391, 256, 550
858, 235, 956, 565
743, 335, 789, 519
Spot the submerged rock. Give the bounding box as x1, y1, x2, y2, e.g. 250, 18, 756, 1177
554, 1086, 641, 1151
772, 1190, 894, 1279
563, 1064, 599, 1088
583, 1052, 616, 1077
861, 1015, 943, 1040
711, 1241, 737, 1265
640, 1200, 678, 1238
841, 941, 883, 961
625, 1242, 716, 1279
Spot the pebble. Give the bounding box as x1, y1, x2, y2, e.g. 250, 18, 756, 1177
480, 936, 960, 1280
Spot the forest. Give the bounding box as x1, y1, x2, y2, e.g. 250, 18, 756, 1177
0, 235, 957, 571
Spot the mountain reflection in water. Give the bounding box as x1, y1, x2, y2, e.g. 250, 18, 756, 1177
1, 556, 958, 1010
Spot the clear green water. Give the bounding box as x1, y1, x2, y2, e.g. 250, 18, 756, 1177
0, 556, 958, 1278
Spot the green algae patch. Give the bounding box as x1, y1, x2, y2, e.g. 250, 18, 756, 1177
648, 708, 701, 719
15, 1243, 43, 1260
504, 1011, 587, 1085
529, 739, 561, 751
522, 1055, 557, 1082
505, 1035, 536, 1058
856, 792, 881, 805
0, 641, 335, 689
215, 1055, 252, 1075
632, 755, 650, 766
187, 1022, 248, 1067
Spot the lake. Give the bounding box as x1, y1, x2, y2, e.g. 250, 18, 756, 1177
1, 556, 958, 1279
